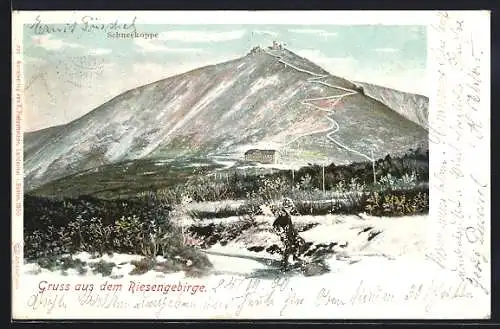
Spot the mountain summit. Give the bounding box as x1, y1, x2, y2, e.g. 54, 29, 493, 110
24, 45, 428, 190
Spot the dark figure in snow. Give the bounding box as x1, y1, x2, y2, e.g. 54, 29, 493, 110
272, 198, 306, 270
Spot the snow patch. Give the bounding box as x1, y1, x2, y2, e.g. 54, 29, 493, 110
187, 163, 211, 168
140, 171, 157, 175
105, 127, 138, 162
213, 159, 237, 170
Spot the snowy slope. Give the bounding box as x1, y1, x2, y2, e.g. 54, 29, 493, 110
23, 214, 428, 279
18, 213, 487, 319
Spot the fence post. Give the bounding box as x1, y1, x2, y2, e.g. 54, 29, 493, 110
371, 149, 376, 185
322, 165, 325, 193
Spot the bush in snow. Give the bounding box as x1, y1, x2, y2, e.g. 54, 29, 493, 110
188, 215, 258, 248
365, 189, 429, 216
24, 195, 212, 272
187, 204, 243, 220
91, 260, 116, 277
297, 174, 314, 190
136, 185, 184, 205
130, 257, 156, 275
36, 255, 88, 275
377, 171, 418, 190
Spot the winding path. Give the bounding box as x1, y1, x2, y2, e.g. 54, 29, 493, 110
263, 49, 374, 162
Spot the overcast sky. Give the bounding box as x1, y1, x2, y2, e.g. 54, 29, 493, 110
23, 24, 427, 131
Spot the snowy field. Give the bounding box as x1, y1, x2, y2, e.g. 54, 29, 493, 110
23, 213, 428, 278
15, 212, 488, 319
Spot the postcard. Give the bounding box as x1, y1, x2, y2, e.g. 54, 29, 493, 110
11, 10, 490, 319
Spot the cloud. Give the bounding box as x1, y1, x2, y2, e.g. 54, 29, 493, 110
253, 30, 279, 37
320, 32, 338, 37
297, 49, 356, 65
132, 54, 241, 80
288, 29, 337, 37
353, 68, 428, 96
374, 47, 399, 53
297, 49, 426, 94
289, 28, 325, 34
134, 39, 202, 53
31, 34, 83, 51
296, 49, 358, 79
158, 30, 246, 43
88, 48, 112, 55
131, 63, 177, 81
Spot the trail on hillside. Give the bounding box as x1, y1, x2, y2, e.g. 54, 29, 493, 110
264, 49, 374, 162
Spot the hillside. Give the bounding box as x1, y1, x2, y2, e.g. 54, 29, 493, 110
355, 82, 429, 129
24, 46, 428, 191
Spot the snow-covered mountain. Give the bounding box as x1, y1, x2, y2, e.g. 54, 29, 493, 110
24, 47, 428, 190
